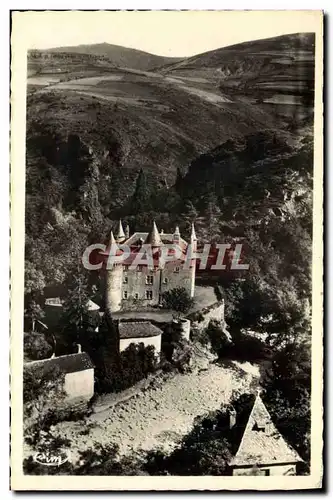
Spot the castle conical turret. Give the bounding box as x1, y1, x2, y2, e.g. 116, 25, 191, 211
109, 230, 116, 246
145, 221, 162, 247
116, 220, 126, 243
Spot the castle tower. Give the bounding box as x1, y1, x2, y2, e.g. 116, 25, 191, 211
125, 224, 130, 240
105, 231, 123, 313
189, 223, 197, 297
116, 220, 126, 244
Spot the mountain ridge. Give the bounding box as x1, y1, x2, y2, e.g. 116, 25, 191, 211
41, 42, 184, 71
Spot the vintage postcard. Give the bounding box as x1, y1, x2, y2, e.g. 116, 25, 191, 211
10, 10, 323, 490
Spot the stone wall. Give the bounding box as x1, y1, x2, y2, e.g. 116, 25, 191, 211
122, 267, 161, 306
160, 262, 195, 298
189, 300, 225, 331
108, 262, 195, 311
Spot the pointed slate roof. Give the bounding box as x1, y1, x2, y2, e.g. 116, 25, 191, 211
116, 220, 125, 240
145, 221, 162, 246
109, 230, 116, 245
230, 395, 302, 467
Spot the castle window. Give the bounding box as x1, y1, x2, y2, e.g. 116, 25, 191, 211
163, 277, 168, 284
145, 275, 154, 285
174, 266, 180, 273
134, 293, 139, 300
145, 290, 153, 300
124, 265, 129, 271
123, 291, 128, 299
123, 276, 128, 284
137, 266, 142, 272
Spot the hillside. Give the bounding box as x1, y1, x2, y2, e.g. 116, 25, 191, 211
45, 43, 183, 71
26, 79, 286, 206
161, 33, 315, 119
25, 33, 315, 292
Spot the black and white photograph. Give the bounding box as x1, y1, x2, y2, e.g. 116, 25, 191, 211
10, 9, 323, 490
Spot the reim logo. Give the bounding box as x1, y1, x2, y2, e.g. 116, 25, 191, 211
33, 451, 70, 467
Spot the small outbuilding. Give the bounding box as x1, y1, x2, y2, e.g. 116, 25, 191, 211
24, 346, 94, 407
118, 320, 162, 356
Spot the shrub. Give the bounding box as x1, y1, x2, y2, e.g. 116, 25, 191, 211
209, 327, 270, 363
98, 343, 157, 394
161, 287, 194, 315
225, 332, 270, 362
24, 332, 53, 361
206, 320, 231, 355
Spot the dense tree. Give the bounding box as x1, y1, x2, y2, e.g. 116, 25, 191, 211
262, 336, 311, 472
80, 311, 157, 394
203, 192, 223, 242
161, 287, 194, 316
24, 299, 45, 333
59, 272, 91, 350
130, 168, 152, 214
24, 332, 53, 361
23, 365, 66, 447
205, 320, 231, 356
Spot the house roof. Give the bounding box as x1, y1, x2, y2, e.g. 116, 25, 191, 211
229, 394, 302, 467
118, 321, 163, 339
24, 352, 94, 376
44, 298, 100, 311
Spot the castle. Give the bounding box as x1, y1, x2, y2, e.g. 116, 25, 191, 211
103, 220, 197, 313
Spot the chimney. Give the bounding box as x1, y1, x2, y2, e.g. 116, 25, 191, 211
77, 343, 82, 354
229, 407, 236, 429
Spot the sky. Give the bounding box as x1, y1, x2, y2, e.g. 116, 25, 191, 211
18, 10, 320, 57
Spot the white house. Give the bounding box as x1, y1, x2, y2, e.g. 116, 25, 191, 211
24, 346, 94, 406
